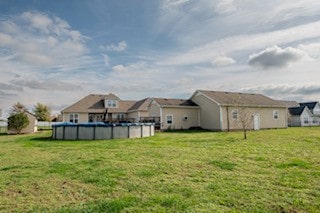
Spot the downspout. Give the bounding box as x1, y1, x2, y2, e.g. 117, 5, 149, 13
219, 106, 223, 131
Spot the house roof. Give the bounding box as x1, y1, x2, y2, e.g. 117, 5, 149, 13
152, 98, 198, 107
196, 90, 286, 108
288, 106, 313, 116
61, 93, 135, 113
278, 100, 300, 108
288, 106, 305, 116
128, 98, 152, 112
299, 102, 318, 110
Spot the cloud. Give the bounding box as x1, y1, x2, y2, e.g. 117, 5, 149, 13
298, 43, 320, 59
102, 54, 110, 66
0, 83, 23, 91
248, 45, 307, 69
12, 80, 81, 91
102, 41, 127, 52
214, 0, 236, 14
0, 11, 88, 68
240, 84, 320, 101
112, 64, 127, 72
159, 21, 320, 66
212, 56, 236, 66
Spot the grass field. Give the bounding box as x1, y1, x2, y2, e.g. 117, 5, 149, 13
0, 128, 319, 212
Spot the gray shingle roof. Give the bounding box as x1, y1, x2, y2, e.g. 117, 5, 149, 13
197, 90, 286, 107
128, 98, 152, 111
153, 98, 198, 107
61, 93, 135, 113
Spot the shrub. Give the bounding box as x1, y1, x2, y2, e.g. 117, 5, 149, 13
7, 112, 29, 134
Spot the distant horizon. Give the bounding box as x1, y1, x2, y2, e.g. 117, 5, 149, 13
1, 0, 320, 119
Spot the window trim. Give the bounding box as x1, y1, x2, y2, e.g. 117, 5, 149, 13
232, 110, 238, 120
106, 99, 118, 108
166, 114, 173, 124
273, 110, 279, 120
69, 113, 79, 123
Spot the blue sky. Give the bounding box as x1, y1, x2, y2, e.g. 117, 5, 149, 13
1, 0, 320, 117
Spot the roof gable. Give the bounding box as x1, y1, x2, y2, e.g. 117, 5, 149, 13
195, 90, 286, 108
289, 106, 312, 116
299, 102, 319, 110
62, 93, 135, 113
128, 98, 152, 111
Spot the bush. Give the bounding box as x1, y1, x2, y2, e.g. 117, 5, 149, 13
7, 112, 29, 134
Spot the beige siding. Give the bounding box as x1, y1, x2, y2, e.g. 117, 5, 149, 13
127, 111, 139, 122
62, 113, 88, 123
148, 102, 161, 117
221, 107, 287, 130
161, 107, 199, 130
127, 111, 149, 122
191, 93, 221, 130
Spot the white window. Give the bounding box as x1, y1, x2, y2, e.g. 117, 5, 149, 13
303, 117, 309, 124
312, 117, 318, 124
117, 114, 125, 119
106, 99, 117, 108
232, 110, 238, 119
273, 110, 279, 119
166, 115, 173, 124
69, 113, 78, 123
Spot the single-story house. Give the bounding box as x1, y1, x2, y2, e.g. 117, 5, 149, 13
190, 90, 287, 131
8, 111, 38, 134
148, 98, 199, 130
288, 102, 320, 126
61, 93, 136, 123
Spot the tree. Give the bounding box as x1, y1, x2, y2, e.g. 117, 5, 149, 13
33, 103, 51, 121
230, 96, 253, 140
235, 107, 253, 140
10, 102, 27, 114
7, 112, 29, 134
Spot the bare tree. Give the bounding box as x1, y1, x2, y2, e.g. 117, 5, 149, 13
236, 107, 253, 139
230, 96, 253, 139
10, 102, 27, 114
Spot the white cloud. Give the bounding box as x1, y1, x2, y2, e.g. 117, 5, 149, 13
159, 20, 320, 66
214, 0, 236, 14
102, 41, 127, 52
212, 56, 236, 66
0, 11, 88, 69
112, 64, 127, 72
248, 45, 307, 69
298, 43, 320, 59
102, 54, 110, 66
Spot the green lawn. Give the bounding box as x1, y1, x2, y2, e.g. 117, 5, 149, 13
0, 128, 319, 212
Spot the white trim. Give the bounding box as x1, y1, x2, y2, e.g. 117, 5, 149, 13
166, 114, 173, 125
198, 109, 201, 127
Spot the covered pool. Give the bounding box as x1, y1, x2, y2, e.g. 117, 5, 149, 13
52, 122, 155, 140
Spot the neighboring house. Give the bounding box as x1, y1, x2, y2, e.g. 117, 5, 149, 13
148, 98, 199, 130
126, 98, 153, 122
190, 90, 287, 131
288, 106, 314, 127
8, 111, 38, 134
288, 102, 320, 126
61, 93, 136, 123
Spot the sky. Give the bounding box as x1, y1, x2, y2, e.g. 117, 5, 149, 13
1, 0, 320, 118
